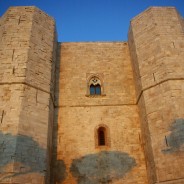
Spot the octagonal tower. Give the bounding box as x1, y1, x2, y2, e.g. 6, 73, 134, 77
129, 7, 184, 184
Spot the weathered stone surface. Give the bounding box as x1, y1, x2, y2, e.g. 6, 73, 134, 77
0, 6, 56, 184
70, 151, 136, 184
129, 7, 184, 184
0, 5, 184, 184
52, 42, 148, 184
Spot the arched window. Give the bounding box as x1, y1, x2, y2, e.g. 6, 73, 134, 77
95, 125, 110, 148
86, 74, 105, 97
88, 76, 102, 95
98, 127, 106, 146
90, 84, 101, 95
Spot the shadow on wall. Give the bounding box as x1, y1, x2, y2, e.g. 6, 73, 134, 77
163, 119, 184, 154
0, 131, 46, 181
52, 160, 67, 183
70, 151, 136, 184
50, 43, 67, 184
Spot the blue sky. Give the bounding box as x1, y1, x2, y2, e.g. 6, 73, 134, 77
0, 0, 184, 42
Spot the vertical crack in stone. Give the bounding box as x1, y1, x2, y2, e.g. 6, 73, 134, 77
172, 42, 175, 48
1, 110, 4, 124
12, 67, 15, 74
36, 89, 38, 104
153, 73, 156, 82
12, 49, 15, 75
12, 49, 15, 61
165, 136, 169, 147
18, 16, 21, 25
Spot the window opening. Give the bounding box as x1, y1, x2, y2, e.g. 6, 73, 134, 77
98, 127, 106, 146
90, 84, 101, 95
90, 84, 95, 95
89, 76, 102, 95
95, 84, 101, 95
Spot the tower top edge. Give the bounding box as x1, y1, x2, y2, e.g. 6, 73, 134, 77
130, 6, 177, 23
4, 6, 55, 22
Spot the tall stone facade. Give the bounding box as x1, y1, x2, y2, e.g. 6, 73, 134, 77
129, 7, 184, 184
0, 6, 56, 184
0, 5, 184, 184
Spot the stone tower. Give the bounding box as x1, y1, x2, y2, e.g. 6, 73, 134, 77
0, 7, 56, 183
129, 7, 184, 184
0, 5, 184, 184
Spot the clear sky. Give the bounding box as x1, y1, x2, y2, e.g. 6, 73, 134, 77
0, 0, 184, 42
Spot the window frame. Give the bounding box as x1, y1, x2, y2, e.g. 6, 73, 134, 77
86, 74, 105, 97
95, 124, 110, 148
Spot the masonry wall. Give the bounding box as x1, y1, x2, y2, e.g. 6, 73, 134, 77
0, 7, 56, 184
182, 19, 184, 29
51, 42, 148, 184
1, 5, 184, 184
129, 7, 184, 184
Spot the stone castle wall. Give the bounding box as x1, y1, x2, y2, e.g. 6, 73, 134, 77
0, 5, 184, 184
129, 7, 184, 184
51, 42, 148, 184
0, 7, 56, 184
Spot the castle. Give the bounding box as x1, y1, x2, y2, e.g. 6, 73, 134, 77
0, 5, 184, 184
